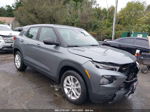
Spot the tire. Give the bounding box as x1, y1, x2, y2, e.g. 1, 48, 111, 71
14, 51, 27, 71
61, 70, 87, 104
141, 65, 149, 74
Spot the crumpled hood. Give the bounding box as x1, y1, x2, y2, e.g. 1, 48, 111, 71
68, 46, 136, 65
0, 31, 20, 36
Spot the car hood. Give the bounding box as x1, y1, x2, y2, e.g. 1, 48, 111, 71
68, 46, 136, 65
0, 31, 20, 36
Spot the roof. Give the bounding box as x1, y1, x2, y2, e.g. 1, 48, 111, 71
24, 24, 83, 30
117, 37, 148, 41
0, 17, 15, 24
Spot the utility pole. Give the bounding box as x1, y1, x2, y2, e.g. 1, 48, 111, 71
112, 0, 118, 40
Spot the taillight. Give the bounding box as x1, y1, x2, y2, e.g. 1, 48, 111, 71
135, 50, 141, 57
13, 36, 17, 40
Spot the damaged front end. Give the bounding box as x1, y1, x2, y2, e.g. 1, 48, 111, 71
83, 60, 139, 103
109, 62, 139, 103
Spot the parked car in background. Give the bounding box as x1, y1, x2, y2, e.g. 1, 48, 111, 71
14, 24, 139, 104
14, 27, 23, 32
102, 37, 150, 55
0, 24, 19, 51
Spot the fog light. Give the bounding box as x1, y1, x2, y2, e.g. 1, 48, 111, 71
100, 75, 116, 85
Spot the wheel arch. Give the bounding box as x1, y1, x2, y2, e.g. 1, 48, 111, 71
57, 61, 90, 97
13, 48, 21, 56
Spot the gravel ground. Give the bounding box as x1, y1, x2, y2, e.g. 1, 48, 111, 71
0, 52, 150, 111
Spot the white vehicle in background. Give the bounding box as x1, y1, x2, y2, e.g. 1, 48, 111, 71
0, 24, 19, 51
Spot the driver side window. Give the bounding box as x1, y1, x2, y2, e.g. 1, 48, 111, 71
39, 27, 57, 42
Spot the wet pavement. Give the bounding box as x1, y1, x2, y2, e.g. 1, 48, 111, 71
0, 52, 150, 111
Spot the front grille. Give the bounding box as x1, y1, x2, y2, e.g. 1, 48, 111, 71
119, 63, 139, 89
119, 63, 138, 81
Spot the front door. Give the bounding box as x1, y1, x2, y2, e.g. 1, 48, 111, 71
33, 27, 61, 76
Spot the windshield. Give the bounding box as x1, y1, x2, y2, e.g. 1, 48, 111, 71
57, 28, 99, 47
0, 26, 12, 31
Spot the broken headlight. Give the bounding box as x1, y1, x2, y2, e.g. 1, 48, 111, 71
100, 75, 116, 85
93, 62, 120, 71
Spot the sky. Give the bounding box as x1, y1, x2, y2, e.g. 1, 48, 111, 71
0, 0, 16, 7
0, 0, 150, 11
96, 0, 150, 11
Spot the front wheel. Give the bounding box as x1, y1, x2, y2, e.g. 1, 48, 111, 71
61, 70, 87, 104
14, 51, 27, 71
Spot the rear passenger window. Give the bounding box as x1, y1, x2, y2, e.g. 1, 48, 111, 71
26, 27, 39, 39
117, 38, 134, 45
39, 27, 57, 42
135, 39, 149, 48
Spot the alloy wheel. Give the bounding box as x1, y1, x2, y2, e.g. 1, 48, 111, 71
15, 54, 21, 69
63, 75, 81, 100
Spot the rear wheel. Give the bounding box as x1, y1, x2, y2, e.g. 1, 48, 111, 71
14, 51, 27, 71
141, 65, 149, 74
61, 70, 87, 104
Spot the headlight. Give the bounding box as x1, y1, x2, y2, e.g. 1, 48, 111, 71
93, 62, 120, 71
100, 75, 116, 85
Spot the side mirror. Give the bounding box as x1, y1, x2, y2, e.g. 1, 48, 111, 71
43, 39, 60, 46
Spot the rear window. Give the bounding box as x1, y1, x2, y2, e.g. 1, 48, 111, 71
135, 39, 149, 48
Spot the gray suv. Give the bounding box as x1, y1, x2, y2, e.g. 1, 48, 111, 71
14, 24, 139, 104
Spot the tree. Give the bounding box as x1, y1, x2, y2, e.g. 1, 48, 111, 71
0, 5, 14, 17
5, 5, 14, 17
14, 0, 150, 40
0, 7, 7, 17
146, 5, 150, 12
15, 0, 67, 25
14, 0, 95, 27
118, 2, 145, 31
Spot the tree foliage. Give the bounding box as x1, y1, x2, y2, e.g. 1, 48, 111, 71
1, 0, 150, 40
0, 5, 14, 17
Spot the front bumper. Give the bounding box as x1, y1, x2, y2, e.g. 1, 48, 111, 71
83, 61, 139, 103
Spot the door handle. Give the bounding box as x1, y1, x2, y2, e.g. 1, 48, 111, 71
36, 43, 41, 47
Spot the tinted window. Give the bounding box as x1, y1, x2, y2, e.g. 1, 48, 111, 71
135, 39, 149, 48
116, 38, 135, 44
26, 27, 39, 39
39, 27, 57, 42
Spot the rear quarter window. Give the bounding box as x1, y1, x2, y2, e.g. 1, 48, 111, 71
135, 39, 149, 48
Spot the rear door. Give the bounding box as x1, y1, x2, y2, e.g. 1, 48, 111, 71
21, 26, 41, 66
32, 26, 62, 77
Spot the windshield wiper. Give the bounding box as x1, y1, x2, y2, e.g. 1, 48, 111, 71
67, 45, 81, 47
67, 45, 99, 47
88, 44, 99, 46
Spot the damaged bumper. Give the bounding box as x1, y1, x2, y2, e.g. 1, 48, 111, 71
110, 78, 138, 103
83, 61, 139, 103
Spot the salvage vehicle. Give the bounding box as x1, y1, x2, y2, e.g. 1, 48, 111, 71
0, 24, 19, 51
13, 24, 139, 104
102, 37, 150, 55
